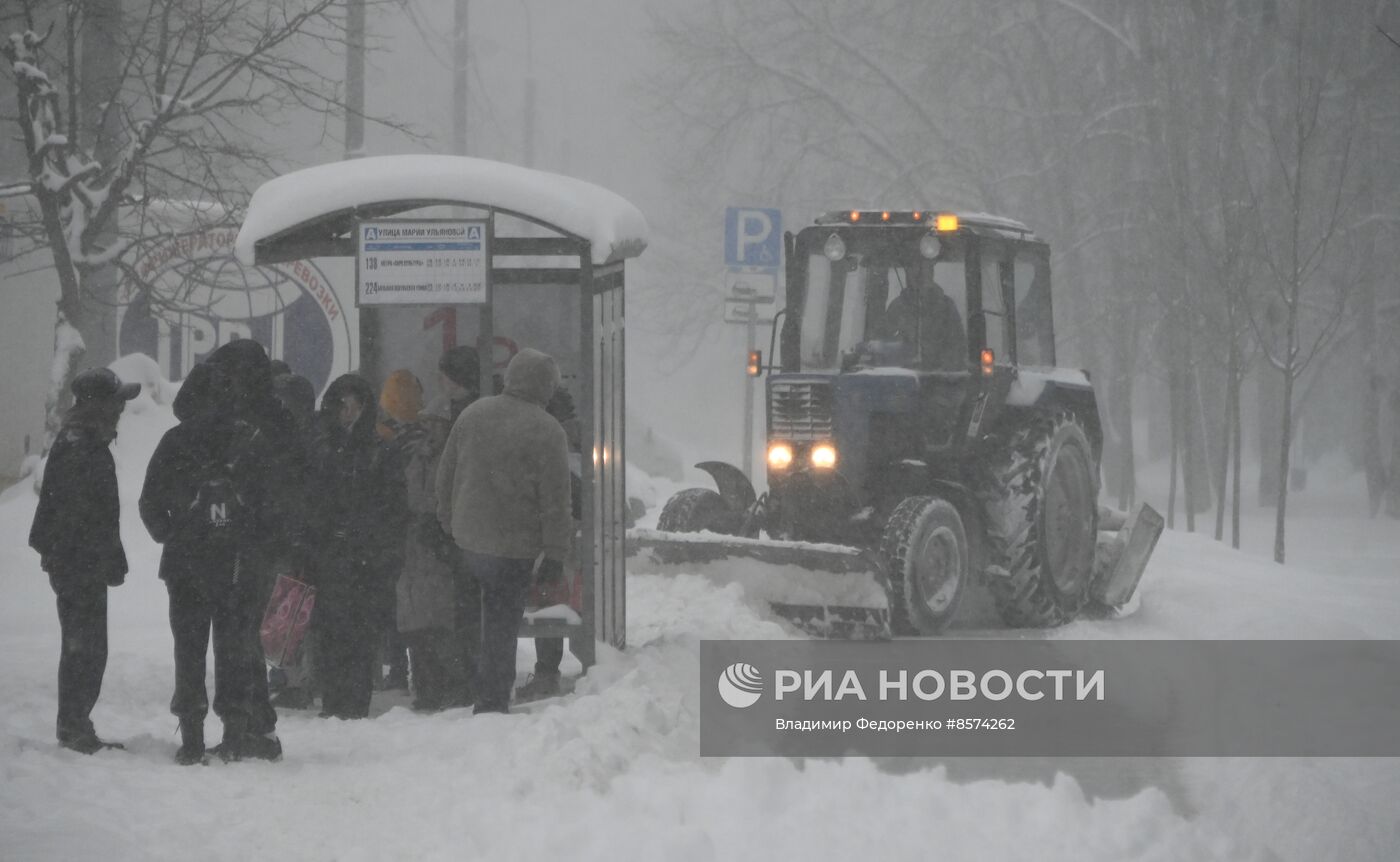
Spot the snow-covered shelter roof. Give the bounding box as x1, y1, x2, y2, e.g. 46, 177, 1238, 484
235, 155, 649, 266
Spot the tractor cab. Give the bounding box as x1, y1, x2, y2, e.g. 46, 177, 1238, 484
785, 210, 1054, 376
643, 208, 1161, 640
767, 211, 1056, 538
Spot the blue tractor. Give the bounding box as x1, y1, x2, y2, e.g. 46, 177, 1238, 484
637, 211, 1162, 637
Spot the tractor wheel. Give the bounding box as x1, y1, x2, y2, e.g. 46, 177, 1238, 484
878, 496, 969, 636
657, 488, 732, 533
977, 412, 1100, 627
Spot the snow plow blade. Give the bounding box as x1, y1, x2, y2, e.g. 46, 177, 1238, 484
1090, 502, 1166, 609
625, 528, 892, 639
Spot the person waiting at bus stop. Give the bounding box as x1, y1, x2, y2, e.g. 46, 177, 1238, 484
515, 386, 583, 703
436, 348, 572, 714
30, 367, 140, 754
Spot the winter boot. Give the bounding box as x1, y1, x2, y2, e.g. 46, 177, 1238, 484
209, 715, 248, 763
176, 718, 205, 766
240, 732, 283, 762
513, 670, 562, 704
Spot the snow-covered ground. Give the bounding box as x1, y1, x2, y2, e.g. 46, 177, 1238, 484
2, 366, 1399, 861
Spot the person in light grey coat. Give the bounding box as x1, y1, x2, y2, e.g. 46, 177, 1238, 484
436, 348, 571, 713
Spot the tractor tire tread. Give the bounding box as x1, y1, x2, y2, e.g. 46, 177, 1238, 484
975, 411, 1099, 628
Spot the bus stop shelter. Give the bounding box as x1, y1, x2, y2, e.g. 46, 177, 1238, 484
235, 154, 648, 667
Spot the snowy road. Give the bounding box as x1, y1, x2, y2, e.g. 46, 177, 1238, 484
2, 381, 1399, 860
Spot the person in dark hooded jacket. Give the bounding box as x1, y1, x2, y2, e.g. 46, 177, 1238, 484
140, 341, 298, 764
308, 373, 407, 719
30, 367, 140, 753
209, 345, 308, 737
140, 361, 277, 766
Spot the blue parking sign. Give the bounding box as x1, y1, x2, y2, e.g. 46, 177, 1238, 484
725, 207, 782, 268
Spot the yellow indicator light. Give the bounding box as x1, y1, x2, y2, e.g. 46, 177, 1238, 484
849, 210, 861, 222
912, 211, 923, 221
936, 212, 959, 232
767, 444, 794, 471
811, 444, 838, 470
746, 349, 762, 377
981, 348, 995, 376
881, 211, 891, 221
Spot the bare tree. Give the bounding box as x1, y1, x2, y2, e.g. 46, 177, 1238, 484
1, 0, 408, 448
1240, 2, 1367, 563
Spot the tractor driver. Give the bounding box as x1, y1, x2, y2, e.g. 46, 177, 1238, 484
879, 271, 968, 371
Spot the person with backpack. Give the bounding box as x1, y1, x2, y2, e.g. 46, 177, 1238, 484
29, 367, 140, 754
307, 373, 407, 719
211, 345, 309, 742
140, 354, 286, 765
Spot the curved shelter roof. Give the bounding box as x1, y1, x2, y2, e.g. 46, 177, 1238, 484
235, 154, 649, 267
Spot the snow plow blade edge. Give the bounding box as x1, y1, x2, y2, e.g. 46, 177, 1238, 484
625, 528, 892, 640
1091, 502, 1165, 608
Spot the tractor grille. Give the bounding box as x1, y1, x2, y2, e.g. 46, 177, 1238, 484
769, 380, 834, 441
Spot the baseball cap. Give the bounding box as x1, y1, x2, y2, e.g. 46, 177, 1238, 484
71, 367, 141, 402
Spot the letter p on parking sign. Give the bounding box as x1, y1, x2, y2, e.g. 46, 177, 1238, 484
725, 207, 782, 268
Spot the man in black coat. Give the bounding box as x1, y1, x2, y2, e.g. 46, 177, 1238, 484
140, 341, 300, 763
29, 367, 140, 753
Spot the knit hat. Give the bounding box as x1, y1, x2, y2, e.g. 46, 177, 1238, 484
72, 367, 140, 402
379, 369, 424, 430
439, 345, 481, 390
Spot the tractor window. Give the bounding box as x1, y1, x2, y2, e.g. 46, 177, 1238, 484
800, 253, 867, 369
798, 239, 969, 371
980, 252, 1009, 361
1013, 254, 1054, 366
800, 253, 834, 368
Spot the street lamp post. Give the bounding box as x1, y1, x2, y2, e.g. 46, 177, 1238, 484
521, 0, 535, 167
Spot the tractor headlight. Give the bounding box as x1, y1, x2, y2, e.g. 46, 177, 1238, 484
823, 232, 846, 261
810, 444, 838, 470
767, 443, 794, 471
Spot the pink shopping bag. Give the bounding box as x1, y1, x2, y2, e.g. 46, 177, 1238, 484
260, 574, 316, 668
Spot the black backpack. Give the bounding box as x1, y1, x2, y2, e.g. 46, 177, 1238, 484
185, 421, 262, 545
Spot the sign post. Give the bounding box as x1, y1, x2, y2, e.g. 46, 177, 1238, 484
724, 207, 781, 480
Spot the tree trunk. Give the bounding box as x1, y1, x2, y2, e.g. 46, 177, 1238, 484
1167, 387, 1180, 531
1275, 363, 1295, 564
1274, 283, 1302, 564
25, 119, 88, 452
1214, 341, 1236, 541
1116, 372, 1136, 510
1231, 368, 1243, 548
1386, 389, 1400, 519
